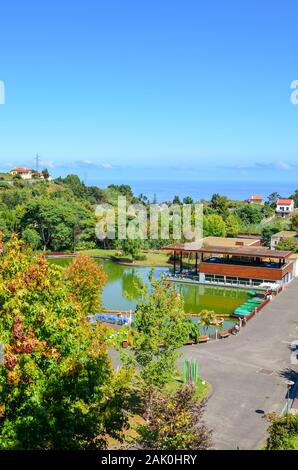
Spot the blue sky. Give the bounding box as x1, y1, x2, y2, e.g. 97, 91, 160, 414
0, 0, 298, 185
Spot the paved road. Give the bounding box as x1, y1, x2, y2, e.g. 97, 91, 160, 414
179, 279, 298, 450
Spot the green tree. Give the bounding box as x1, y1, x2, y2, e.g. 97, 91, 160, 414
210, 193, 229, 217
290, 213, 298, 231
0, 236, 130, 449
204, 214, 226, 237
183, 196, 194, 205
42, 168, 50, 180
289, 189, 298, 208
85, 186, 107, 204
120, 238, 144, 260
107, 184, 133, 198
126, 277, 191, 389
0, 188, 30, 209
261, 226, 280, 247
172, 195, 181, 205
267, 192, 281, 205
21, 197, 96, 252
0, 206, 22, 237
261, 202, 274, 218
236, 204, 263, 225
21, 227, 41, 250
225, 214, 240, 237
63, 174, 86, 199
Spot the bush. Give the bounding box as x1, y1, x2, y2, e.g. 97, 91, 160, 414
276, 237, 298, 252
75, 241, 96, 250
265, 413, 298, 450
134, 254, 147, 261
185, 319, 201, 344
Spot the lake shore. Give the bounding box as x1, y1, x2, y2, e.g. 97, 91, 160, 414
46, 248, 172, 268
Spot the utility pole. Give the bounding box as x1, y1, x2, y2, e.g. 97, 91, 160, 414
35, 153, 40, 173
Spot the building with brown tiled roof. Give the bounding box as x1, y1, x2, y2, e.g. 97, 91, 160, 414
10, 167, 33, 180
247, 195, 264, 204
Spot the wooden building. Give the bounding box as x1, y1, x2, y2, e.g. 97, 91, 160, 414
162, 239, 295, 288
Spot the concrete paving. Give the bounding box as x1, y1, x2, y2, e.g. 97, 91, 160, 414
179, 279, 298, 449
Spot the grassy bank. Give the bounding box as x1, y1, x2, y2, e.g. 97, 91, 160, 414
80, 248, 171, 267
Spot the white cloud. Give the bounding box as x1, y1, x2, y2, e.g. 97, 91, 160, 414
75, 160, 113, 170
275, 160, 291, 171
40, 160, 56, 169
218, 160, 298, 172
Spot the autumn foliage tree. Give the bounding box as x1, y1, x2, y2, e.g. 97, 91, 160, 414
0, 236, 130, 449
65, 253, 107, 315
135, 386, 212, 450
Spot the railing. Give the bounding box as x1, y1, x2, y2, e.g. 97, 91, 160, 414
102, 288, 284, 340
102, 309, 230, 319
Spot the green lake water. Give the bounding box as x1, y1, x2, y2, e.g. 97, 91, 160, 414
48, 257, 248, 317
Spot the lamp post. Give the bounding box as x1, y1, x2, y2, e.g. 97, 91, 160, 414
285, 380, 295, 414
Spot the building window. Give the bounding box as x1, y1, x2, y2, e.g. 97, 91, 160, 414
251, 279, 262, 286
205, 274, 225, 283
226, 276, 238, 284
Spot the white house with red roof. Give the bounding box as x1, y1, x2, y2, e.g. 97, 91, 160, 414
10, 167, 33, 180
275, 198, 295, 216
247, 195, 264, 204
10, 167, 51, 181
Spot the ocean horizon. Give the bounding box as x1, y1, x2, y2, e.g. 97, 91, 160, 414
84, 177, 297, 204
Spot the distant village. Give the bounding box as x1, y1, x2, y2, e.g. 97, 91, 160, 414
1, 166, 296, 220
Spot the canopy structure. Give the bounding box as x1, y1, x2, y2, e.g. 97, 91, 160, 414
161, 239, 295, 286
161, 242, 292, 260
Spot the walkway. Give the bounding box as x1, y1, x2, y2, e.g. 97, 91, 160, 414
179, 278, 298, 449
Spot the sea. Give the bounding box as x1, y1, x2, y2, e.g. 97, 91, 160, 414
85, 177, 297, 204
